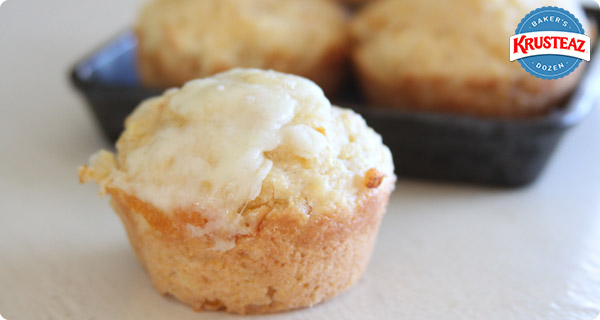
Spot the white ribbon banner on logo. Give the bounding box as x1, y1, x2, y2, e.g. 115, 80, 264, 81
509, 31, 591, 61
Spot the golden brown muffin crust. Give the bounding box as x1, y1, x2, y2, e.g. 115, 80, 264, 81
109, 176, 393, 314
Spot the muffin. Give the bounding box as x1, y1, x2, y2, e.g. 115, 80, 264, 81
351, 0, 590, 118
79, 69, 395, 314
136, 0, 350, 95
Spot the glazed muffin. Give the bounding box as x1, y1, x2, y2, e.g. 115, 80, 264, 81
79, 69, 395, 314
136, 0, 350, 95
352, 0, 590, 118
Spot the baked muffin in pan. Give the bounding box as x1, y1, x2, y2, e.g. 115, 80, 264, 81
136, 0, 350, 95
352, 0, 591, 118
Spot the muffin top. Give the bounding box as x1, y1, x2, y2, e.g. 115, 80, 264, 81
80, 69, 394, 249
352, 0, 589, 80
136, 0, 348, 86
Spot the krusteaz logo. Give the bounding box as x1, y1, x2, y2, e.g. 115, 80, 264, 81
510, 6, 591, 80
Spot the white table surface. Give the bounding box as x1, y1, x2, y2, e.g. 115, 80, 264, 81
1, 1, 600, 319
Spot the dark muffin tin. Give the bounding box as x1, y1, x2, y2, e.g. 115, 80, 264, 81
71, 8, 600, 187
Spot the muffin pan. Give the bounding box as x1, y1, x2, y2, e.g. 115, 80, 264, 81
71, 7, 600, 187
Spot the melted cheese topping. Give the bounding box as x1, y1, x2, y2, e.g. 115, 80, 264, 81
116, 69, 328, 213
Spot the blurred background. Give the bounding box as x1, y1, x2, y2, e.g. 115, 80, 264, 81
1, 0, 600, 319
